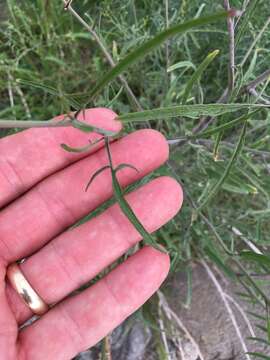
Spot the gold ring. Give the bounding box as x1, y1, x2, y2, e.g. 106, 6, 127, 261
6, 263, 49, 316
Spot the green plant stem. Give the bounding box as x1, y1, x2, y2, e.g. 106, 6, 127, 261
0, 118, 72, 128
104, 137, 165, 252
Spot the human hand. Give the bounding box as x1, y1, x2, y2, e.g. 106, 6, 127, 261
0, 108, 183, 360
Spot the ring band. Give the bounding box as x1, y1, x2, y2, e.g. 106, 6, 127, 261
6, 263, 49, 315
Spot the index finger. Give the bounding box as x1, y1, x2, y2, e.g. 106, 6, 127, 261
0, 108, 121, 209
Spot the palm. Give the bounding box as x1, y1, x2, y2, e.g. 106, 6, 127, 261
0, 108, 182, 360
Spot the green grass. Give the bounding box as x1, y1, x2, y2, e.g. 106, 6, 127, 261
1, 0, 270, 358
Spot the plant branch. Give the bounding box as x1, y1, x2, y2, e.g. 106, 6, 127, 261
224, 0, 235, 93
63, 0, 143, 111
0, 117, 73, 129
248, 88, 270, 105
244, 69, 270, 92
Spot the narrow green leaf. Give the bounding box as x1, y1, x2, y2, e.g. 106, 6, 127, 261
240, 251, 270, 269
85, 166, 111, 192
18, 79, 81, 109
198, 121, 247, 210
235, 0, 260, 48
247, 311, 266, 322
213, 130, 223, 161
167, 60, 195, 72
104, 138, 165, 252
267, 304, 270, 341
182, 49, 219, 104
255, 324, 268, 333
86, 11, 229, 102
61, 142, 92, 153
247, 337, 270, 346
60, 138, 104, 153
204, 246, 236, 279
115, 163, 140, 174
192, 109, 260, 139
246, 352, 270, 360
118, 104, 268, 122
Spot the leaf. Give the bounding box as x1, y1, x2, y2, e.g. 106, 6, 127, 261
44, 55, 66, 67
255, 324, 268, 333
167, 60, 195, 72
235, 0, 260, 48
118, 104, 268, 122
18, 79, 81, 109
205, 166, 256, 195
86, 11, 229, 102
182, 49, 219, 104
61, 142, 92, 153
115, 163, 140, 174
267, 303, 270, 342
104, 138, 165, 252
243, 49, 258, 82
246, 353, 270, 360
71, 118, 117, 136
204, 246, 236, 279
248, 311, 267, 322
247, 337, 270, 346
192, 109, 260, 139
198, 120, 248, 210
240, 251, 270, 269
60, 138, 104, 153
213, 130, 223, 161
85, 166, 111, 192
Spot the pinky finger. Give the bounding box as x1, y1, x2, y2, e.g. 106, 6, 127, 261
18, 246, 170, 360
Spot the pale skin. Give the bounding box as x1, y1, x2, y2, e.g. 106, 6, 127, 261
0, 108, 183, 360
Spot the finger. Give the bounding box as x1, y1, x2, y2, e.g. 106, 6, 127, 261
7, 176, 182, 324
0, 108, 121, 209
0, 129, 169, 263
0, 260, 18, 359
18, 246, 169, 360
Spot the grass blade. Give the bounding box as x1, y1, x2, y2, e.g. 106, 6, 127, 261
182, 49, 219, 104
86, 11, 229, 102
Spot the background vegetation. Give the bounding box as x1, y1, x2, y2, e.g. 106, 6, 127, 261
0, 0, 270, 358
